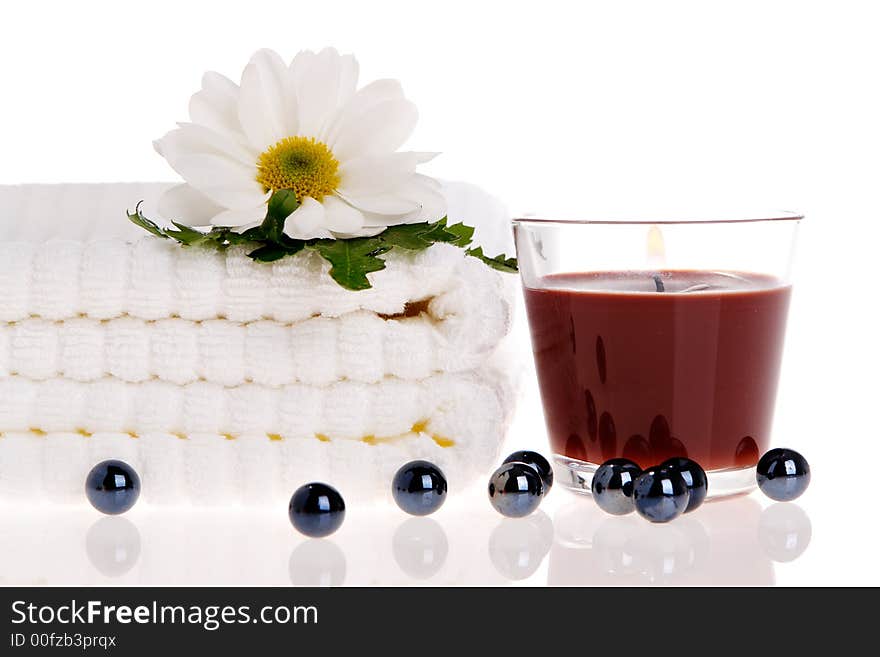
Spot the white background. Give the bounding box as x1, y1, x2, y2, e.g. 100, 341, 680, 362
1, 0, 879, 585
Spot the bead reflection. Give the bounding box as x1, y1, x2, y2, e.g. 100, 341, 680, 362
595, 335, 607, 384
489, 510, 554, 581
553, 499, 604, 547
565, 433, 588, 462
85, 516, 141, 577
758, 503, 812, 563
627, 519, 709, 582
598, 412, 617, 461
584, 390, 598, 443
623, 434, 650, 467
288, 539, 346, 586
735, 436, 760, 467
647, 415, 688, 462
392, 517, 449, 580
549, 496, 777, 585
590, 515, 709, 582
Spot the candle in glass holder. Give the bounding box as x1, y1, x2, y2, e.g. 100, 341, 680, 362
513, 214, 800, 497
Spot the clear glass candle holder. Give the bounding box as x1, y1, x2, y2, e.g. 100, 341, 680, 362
513, 213, 801, 497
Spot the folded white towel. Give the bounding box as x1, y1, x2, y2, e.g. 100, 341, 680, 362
0, 371, 508, 440
0, 237, 509, 324
0, 183, 519, 507
0, 369, 513, 505
0, 308, 505, 385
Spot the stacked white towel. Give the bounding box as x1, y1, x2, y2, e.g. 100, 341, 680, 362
0, 369, 512, 506
0, 183, 517, 505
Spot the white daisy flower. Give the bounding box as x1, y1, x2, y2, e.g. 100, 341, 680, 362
153, 48, 446, 239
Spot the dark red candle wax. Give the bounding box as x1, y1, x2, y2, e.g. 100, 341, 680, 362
523, 271, 791, 471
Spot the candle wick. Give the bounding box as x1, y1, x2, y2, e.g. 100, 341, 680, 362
652, 273, 665, 293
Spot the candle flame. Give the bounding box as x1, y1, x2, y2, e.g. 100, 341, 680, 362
646, 224, 666, 268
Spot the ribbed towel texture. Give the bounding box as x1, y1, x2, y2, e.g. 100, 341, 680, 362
0, 183, 516, 504
0, 369, 511, 505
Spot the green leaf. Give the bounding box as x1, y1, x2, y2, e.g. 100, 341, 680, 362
220, 225, 267, 247
419, 219, 464, 245
127, 204, 167, 239
166, 221, 214, 246
126, 197, 518, 291
443, 222, 475, 247
376, 223, 436, 250
310, 238, 391, 290
466, 246, 519, 273
248, 244, 291, 262
261, 190, 300, 243
127, 205, 214, 246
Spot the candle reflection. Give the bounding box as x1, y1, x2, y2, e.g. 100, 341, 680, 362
623, 434, 651, 464
735, 436, 760, 467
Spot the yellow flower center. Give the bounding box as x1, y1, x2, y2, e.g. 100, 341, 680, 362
256, 136, 341, 201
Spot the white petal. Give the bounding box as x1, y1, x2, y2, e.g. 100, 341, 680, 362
402, 181, 447, 223
291, 48, 360, 139
157, 183, 225, 226
342, 192, 422, 216
323, 79, 405, 145
171, 153, 267, 209
397, 174, 448, 223
337, 152, 425, 197
155, 124, 255, 167
283, 196, 325, 239
331, 225, 387, 239
416, 172, 443, 191
322, 195, 366, 234
336, 54, 359, 106
331, 99, 418, 161
361, 176, 447, 226
208, 205, 267, 228
188, 71, 241, 135
414, 152, 441, 164
238, 49, 295, 151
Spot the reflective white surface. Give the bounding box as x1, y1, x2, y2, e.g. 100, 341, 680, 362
0, 486, 817, 586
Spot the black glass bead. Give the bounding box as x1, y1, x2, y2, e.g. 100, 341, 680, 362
660, 457, 708, 512
633, 466, 689, 523
392, 460, 448, 516
84, 460, 141, 515
503, 450, 553, 493
288, 483, 346, 538
488, 462, 543, 518
756, 448, 810, 501
591, 458, 642, 516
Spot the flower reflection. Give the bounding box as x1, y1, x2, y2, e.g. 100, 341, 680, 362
549, 495, 810, 585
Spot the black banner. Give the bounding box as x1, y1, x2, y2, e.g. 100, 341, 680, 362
0, 586, 874, 653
